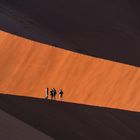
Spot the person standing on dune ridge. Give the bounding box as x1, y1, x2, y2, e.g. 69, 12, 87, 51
50, 88, 54, 100
59, 89, 64, 101
45, 87, 49, 99
53, 88, 57, 100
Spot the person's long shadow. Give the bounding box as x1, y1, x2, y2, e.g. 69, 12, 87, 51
0, 93, 140, 140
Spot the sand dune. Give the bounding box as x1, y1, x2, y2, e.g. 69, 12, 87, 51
0, 1, 140, 139
0, 0, 139, 66
0, 30, 140, 112
0, 108, 53, 140
0, 94, 140, 140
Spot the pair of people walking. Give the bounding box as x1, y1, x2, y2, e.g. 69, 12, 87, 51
45, 88, 64, 101
50, 88, 57, 100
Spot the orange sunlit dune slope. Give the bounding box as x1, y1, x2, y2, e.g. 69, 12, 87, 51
0, 30, 140, 112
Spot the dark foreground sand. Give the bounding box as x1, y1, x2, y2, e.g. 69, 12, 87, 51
0, 109, 53, 140
0, 94, 140, 140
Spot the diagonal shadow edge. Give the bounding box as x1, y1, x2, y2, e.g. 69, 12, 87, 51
0, 93, 140, 140
0, 1, 139, 67
0, 109, 54, 140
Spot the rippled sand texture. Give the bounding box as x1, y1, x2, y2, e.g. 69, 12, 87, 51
0, 31, 140, 111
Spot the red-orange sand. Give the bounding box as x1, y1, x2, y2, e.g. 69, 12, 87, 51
0, 30, 140, 111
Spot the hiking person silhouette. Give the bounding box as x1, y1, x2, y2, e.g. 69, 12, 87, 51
45, 87, 49, 99
59, 89, 64, 101
53, 88, 57, 100
50, 89, 54, 100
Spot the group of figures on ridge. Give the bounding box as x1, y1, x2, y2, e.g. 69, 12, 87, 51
45, 88, 64, 101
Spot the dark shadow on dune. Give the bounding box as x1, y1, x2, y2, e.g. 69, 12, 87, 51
0, 94, 140, 140
0, 0, 140, 67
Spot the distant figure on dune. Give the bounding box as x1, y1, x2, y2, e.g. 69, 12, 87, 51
50, 89, 54, 100
59, 89, 64, 101
45, 87, 49, 99
50, 88, 57, 100
48, 88, 63, 101
53, 88, 57, 100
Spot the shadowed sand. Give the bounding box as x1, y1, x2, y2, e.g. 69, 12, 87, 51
0, 109, 53, 140
0, 0, 139, 66
0, 94, 140, 140
0, 31, 140, 112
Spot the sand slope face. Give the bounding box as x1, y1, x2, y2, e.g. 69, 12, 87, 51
1, 94, 140, 140
0, 0, 140, 66
0, 30, 140, 111
0, 109, 53, 140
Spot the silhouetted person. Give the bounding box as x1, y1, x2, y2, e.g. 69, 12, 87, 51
45, 87, 49, 99
59, 89, 64, 101
53, 88, 57, 100
50, 89, 54, 100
